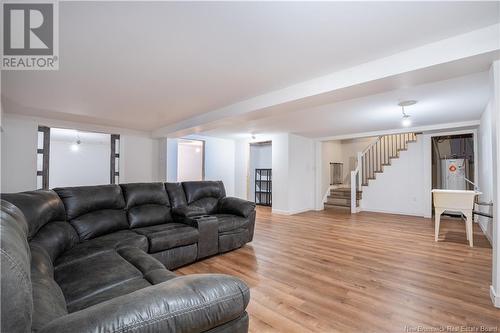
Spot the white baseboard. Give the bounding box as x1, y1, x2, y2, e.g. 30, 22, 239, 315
361, 207, 425, 217
272, 208, 314, 215
490, 285, 500, 308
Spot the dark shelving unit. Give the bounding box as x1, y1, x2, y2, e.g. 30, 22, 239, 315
255, 168, 272, 206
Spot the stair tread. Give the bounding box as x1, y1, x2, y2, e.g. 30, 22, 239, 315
324, 202, 353, 208
326, 195, 362, 201
331, 187, 362, 191
327, 197, 358, 201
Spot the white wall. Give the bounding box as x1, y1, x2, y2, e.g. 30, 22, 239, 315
0, 115, 38, 192
49, 140, 110, 188
120, 134, 160, 183
248, 143, 272, 202
361, 139, 426, 216
270, 134, 290, 213
234, 139, 250, 199
166, 138, 178, 182
0, 114, 161, 192
287, 134, 316, 214
478, 101, 494, 241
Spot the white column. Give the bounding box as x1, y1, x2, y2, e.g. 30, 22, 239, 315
491, 60, 500, 308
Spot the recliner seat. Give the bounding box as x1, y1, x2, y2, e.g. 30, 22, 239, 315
1, 180, 255, 333
166, 181, 256, 253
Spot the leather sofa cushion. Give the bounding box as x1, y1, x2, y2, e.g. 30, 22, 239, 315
182, 181, 226, 204
37, 274, 250, 333
128, 205, 172, 228
55, 230, 148, 268
55, 249, 141, 307
71, 209, 129, 240
0, 200, 32, 333
134, 223, 199, 253
54, 185, 125, 220
121, 183, 173, 228
214, 214, 249, 233
55, 185, 128, 240
121, 183, 169, 208
165, 182, 188, 207
2, 190, 66, 239
30, 221, 79, 262
64, 247, 176, 312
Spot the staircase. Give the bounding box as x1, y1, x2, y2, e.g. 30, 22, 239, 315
325, 187, 362, 209
325, 132, 419, 212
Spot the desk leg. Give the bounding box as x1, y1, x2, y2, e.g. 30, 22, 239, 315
435, 209, 444, 242
464, 210, 473, 247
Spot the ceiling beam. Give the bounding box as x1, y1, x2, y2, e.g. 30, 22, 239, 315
316, 120, 481, 141
152, 24, 500, 138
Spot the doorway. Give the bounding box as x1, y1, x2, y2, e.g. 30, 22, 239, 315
177, 139, 205, 182
431, 133, 476, 217
432, 134, 475, 191
249, 141, 272, 206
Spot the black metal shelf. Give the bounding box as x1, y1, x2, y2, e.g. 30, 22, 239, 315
255, 168, 272, 207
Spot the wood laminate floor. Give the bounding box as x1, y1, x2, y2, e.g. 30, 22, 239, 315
177, 207, 499, 332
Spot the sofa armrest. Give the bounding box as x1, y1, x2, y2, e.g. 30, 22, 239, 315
177, 216, 219, 258
218, 197, 256, 218
172, 205, 206, 218
38, 274, 250, 333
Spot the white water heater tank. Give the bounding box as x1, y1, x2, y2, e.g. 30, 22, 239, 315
441, 159, 467, 190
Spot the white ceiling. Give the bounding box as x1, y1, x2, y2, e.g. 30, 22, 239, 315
2, 1, 499, 132
202, 71, 491, 139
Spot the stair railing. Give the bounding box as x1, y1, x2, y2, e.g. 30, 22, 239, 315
350, 132, 418, 214
350, 151, 363, 214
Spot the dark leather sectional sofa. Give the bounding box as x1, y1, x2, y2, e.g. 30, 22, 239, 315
1, 181, 255, 333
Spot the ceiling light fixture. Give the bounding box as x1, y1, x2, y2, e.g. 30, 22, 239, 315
71, 133, 82, 152
398, 100, 417, 127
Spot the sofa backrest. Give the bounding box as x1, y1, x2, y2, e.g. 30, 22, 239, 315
166, 181, 226, 215
1, 189, 66, 240
0, 195, 78, 333
54, 185, 128, 241
0, 200, 33, 333
2, 190, 79, 263
120, 182, 173, 228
